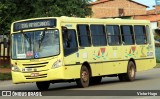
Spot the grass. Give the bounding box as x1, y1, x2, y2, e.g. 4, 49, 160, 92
0, 66, 11, 80
155, 58, 160, 68
0, 65, 10, 68
156, 59, 160, 63
0, 72, 12, 80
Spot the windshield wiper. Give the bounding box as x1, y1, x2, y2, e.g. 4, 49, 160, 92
22, 32, 32, 51
39, 29, 46, 49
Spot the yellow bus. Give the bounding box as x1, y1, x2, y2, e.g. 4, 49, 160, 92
11, 17, 156, 90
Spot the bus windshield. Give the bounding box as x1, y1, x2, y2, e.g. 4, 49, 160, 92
12, 29, 60, 59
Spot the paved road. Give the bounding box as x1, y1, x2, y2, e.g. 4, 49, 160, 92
1, 68, 160, 99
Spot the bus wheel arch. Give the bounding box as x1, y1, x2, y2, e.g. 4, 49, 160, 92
129, 58, 137, 72
126, 60, 136, 81
76, 61, 91, 88
118, 59, 136, 82
82, 62, 92, 77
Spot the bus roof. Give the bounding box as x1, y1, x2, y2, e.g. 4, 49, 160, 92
59, 16, 150, 24
12, 16, 150, 25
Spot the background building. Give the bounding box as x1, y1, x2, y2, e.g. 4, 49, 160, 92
90, 0, 160, 33
134, 7, 160, 32
89, 0, 148, 18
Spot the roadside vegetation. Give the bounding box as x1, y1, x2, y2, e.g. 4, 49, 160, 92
157, 59, 160, 63
0, 0, 92, 34
155, 59, 160, 68
0, 72, 11, 80
0, 64, 11, 80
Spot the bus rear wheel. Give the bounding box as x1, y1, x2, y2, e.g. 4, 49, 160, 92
76, 65, 90, 88
118, 61, 136, 81
36, 81, 50, 90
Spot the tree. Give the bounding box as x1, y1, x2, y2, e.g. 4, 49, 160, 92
0, 0, 35, 34
33, 0, 92, 17
155, 29, 160, 36
0, 0, 14, 34
0, 0, 92, 34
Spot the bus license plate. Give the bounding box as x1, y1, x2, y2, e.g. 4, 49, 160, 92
31, 73, 39, 77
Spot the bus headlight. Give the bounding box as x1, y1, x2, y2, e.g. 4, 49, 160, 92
11, 65, 21, 72
52, 59, 62, 69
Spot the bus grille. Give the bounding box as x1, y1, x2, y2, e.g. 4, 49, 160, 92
25, 74, 47, 79
23, 62, 48, 68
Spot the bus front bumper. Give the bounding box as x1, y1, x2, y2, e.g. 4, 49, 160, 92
12, 67, 65, 84
12, 65, 81, 84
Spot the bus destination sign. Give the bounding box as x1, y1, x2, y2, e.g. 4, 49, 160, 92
13, 19, 56, 32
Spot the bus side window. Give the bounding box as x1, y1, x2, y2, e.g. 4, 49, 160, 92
63, 29, 70, 48
90, 25, 107, 46
121, 25, 135, 45
77, 24, 91, 47
134, 25, 147, 45
106, 25, 121, 45
62, 29, 78, 56
146, 25, 151, 44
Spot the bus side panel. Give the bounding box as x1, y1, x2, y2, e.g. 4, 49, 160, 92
135, 44, 156, 71
63, 65, 81, 79
136, 58, 156, 72
63, 53, 81, 79
78, 47, 103, 76
102, 61, 128, 75
90, 63, 103, 76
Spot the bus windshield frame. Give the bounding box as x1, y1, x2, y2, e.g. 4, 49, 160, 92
13, 19, 57, 32
11, 29, 60, 60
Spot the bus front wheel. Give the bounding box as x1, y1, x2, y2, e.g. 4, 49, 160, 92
36, 81, 50, 90
118, 61, 136, 81
76, 65, 90, 88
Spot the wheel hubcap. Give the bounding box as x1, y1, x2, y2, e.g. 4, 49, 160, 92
82, 71, 88, 82
130, 66, 135, 77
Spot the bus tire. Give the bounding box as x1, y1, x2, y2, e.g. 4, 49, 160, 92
118, 61, 136, 81
90, 76, 102, 85
126, 61, 136, 81
36, 81, 50, 90
76, 65, 90, 88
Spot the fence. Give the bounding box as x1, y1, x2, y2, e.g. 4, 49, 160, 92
155, 47, 160, 60
0, 34, 10, 67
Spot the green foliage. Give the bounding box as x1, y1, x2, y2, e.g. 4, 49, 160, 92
1, 65, 10, 68
154, 35, 160, 40
155, 29, 160, 36
157, 59, 160, 63
0, 73, 12, 80
0, 0, 92, 34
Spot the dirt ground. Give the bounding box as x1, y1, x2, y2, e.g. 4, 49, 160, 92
0, 68, 11, 73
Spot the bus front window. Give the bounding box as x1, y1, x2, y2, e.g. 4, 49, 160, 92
12, 29, 60, 59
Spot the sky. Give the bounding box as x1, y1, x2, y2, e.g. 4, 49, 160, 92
133, 0, 156, 10
92, 0, 156, 10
